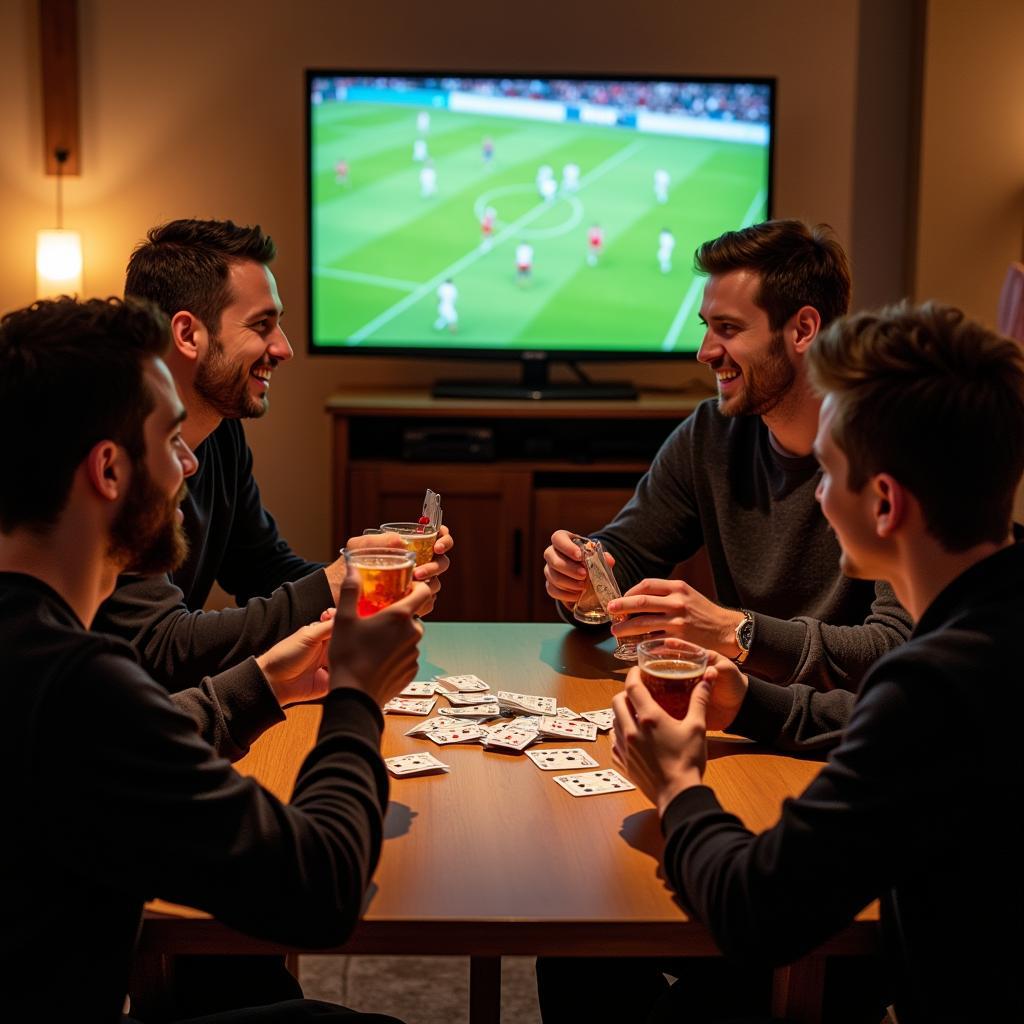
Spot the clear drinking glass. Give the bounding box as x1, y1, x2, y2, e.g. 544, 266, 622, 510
365, 522, 439, 567
342, 546, 416, 616
571, 535, 651, 660
637, 638, 708, 718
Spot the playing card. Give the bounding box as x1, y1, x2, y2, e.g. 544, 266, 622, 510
383, 697, 437, 716
434, 674, 491, 693
442, 690, 499, 706
552, 769, 636, 797
525, 748, 599, 771
404, 717, 449, 736
427, 724, 488, 745
438, 704, 501, 719
384, 753, 450, 777
538, 717, 599, 741
496, 691, 557, 716
400, 680, 438, 697
483, 725, 537, 751
579, 708, 615, 732
556, 706, 582, 720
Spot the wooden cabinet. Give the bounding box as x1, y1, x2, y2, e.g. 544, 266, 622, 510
328, 391, 707, 621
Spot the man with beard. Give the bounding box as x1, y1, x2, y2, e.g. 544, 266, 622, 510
543, 219, 912, 693
93, 218, 452, 692
0, 297, 427, 1022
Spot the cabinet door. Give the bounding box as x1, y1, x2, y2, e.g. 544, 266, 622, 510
348, 465, 532, 622
532, 487, 716, 622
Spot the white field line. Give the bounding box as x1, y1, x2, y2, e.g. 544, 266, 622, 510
315, 267, 421, 292
660, 188, 768, 351
348, 141, 645, 343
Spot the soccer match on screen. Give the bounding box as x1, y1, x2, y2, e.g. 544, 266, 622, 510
308, 75, 772, 354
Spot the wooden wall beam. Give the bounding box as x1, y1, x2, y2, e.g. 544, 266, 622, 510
39, 0, 80, 175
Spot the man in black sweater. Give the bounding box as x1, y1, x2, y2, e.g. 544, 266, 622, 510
612, 302, 1024, 1022
94, 218, 452, 691
0, 297, 427, 1022
544, 220, 911, 692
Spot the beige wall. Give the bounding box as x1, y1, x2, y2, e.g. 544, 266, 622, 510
913, 0, 1024, 324
0, 0, 930, 561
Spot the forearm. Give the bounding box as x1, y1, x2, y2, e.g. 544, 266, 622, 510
96, 570, 333, 691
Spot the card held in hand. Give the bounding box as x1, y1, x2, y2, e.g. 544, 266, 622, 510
552, 769, 636, 797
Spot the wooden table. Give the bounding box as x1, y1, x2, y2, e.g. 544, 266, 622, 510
143, 623, 878, 1023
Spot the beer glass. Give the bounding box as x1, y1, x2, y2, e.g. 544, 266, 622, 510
342, 546, 416, 616
365, 522, 439, 567
637, 638, 708, 718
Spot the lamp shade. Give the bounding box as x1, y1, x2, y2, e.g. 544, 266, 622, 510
36, 229, 83, 298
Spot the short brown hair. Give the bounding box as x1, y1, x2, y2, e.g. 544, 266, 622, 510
809, 302, 1024, 551
125, 218, 275, 331
695, 219, 851, 330
0, 297, 169, 533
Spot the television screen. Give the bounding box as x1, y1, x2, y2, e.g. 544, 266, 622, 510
307, 72, 773, 360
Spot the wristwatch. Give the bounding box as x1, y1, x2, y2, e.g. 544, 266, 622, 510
734, 609, 754, 665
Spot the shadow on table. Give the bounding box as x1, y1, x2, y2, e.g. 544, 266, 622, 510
619, 809, 680, 902
542, 629, 629, 680
384, 801, 417, 840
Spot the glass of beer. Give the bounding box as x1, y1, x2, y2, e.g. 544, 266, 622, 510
342, 547, 416, 616
363, 523, 439, 567
637, 638, 709, 718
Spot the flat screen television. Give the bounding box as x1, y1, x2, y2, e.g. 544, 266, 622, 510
306, 71, 774, 398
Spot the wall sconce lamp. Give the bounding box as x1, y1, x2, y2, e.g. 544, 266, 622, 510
36, 147, 82, 298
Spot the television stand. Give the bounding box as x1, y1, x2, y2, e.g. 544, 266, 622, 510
432, 355, 637, 401
432, 379, 637, 401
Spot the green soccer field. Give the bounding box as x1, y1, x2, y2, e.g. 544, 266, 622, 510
310, 101, 769, 353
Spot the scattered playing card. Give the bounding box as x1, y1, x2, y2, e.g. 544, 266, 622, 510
556, 706, 582, 720
438, 704, 501, 719
496, 691, 557, 716
404, 717, 449, 736
538, 717, 599, 741
525, 748, 599, 771
383, 697, 437, 716
427, 724, 488, 745
385, 753, 450, 777
552, 769, 636, 797
434, 674, 491, 693
483, 725, 536, 751
400, 681, 438, 697
579, 708, 615, 732
442, 690, 499, 707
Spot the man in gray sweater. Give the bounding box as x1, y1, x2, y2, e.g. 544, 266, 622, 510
543, 219, 911, 691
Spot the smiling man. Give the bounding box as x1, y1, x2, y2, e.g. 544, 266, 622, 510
93, 220, 451, 694
543, 219, 911, 693
611, 302, 1024, 1022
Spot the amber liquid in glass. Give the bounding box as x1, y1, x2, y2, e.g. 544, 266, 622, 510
639, 660, 704, 718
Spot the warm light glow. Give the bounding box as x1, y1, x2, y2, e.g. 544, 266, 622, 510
36, 229, 83, 298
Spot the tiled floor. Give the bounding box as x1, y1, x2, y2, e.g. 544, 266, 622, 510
300, 955, 542, 1024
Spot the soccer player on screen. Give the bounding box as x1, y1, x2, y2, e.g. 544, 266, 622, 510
654, 167, 670, 204
480, 206, 496, 252
334, 158, 349, 186
420, 161, 437, 198
516, 242, 534, 286
562, 162, 580, 193
482, 136, 494, 165
417, 110, 430, 134
434, 279, 458, 333
587, 223, 604, 267
413, 138, 428, 163
658, 228, 676, 273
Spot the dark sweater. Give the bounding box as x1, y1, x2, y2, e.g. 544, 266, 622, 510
0, 572, 388, 1023
661, 541, 1024, 1022
590, 400, 913, 689
93, 419, 333, 689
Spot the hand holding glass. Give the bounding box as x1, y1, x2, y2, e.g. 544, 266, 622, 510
363, 522, 439, 567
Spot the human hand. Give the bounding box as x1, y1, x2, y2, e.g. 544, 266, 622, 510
612, 666, 711, 816
324, 532, 407, 602
409, 525, 454, 617
327, 570, 427, 705
543, 529, 615, 605
608, 578, 744, 658
702, 652, 750, 732
256, 618, 333, 707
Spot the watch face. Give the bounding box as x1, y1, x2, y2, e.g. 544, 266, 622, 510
739, 615, 753, 650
